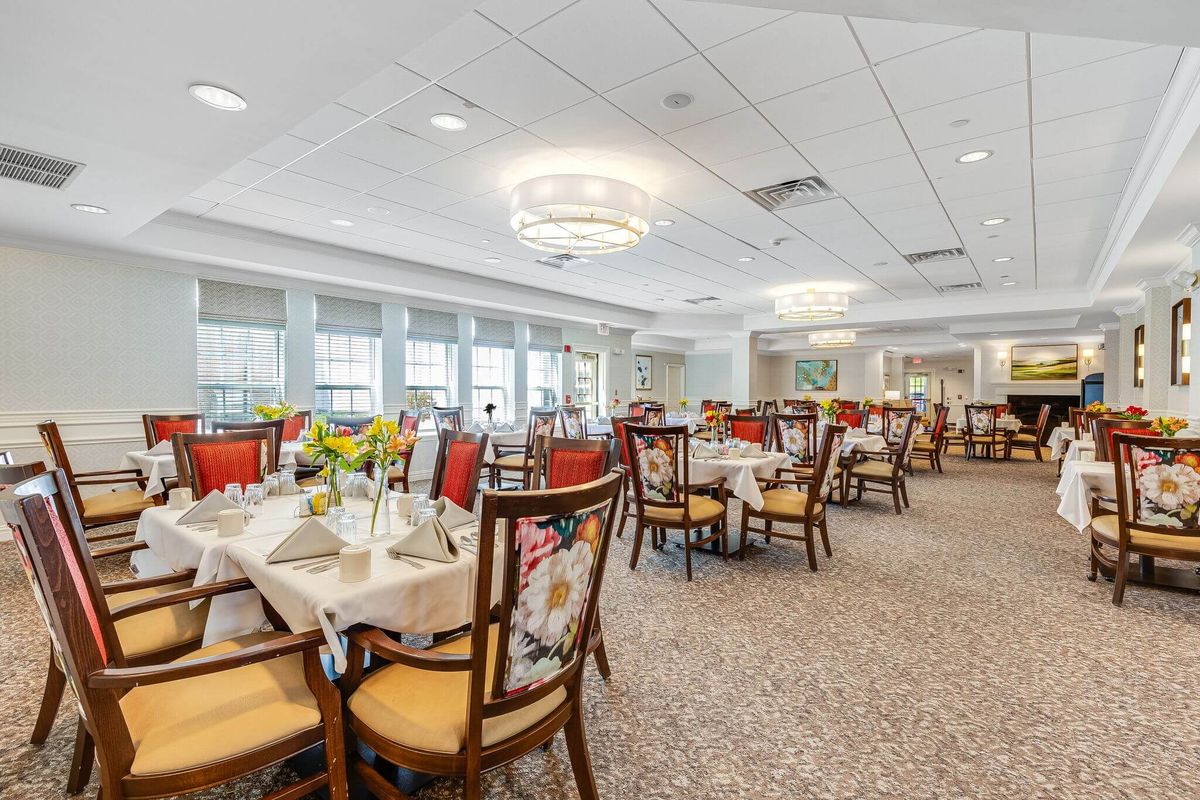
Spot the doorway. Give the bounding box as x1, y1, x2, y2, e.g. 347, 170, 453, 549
574, 351, 601, 416
906, 372, 930, 414
666, 363, 685, 410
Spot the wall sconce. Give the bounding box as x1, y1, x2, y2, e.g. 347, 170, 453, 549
997, 351, 1007, 369
1082, 348, 1094, 369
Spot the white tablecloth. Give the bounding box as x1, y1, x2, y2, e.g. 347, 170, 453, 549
121, 441, 304, 497
1055, 460, 1116, 531
688, 451, 791, 510
1064, 439, 1096, 463
954, 417, 1023, 433
1047, 426, 1076, 459
843, 430, 888, 455
208, 519, 503, 672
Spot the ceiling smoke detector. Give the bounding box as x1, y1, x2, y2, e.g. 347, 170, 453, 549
744, 176, 839, 211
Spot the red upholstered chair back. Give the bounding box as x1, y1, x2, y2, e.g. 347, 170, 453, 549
700, 400, 717, 416
175, 430, 276, 498
836, 400, 859, 410
431, 429, 489, 510
628, 403, 646, 418
281, 410, 312, 442
865, 405, 884, 434
1092, 418, 1157, 462
836, 409, 867, 429
729, 414, 768, 445
144, 413, 206, 448
532, 436, 620, 490
608, 416, 635, 468
993, 404, 1009, 417
399, 410, 421, 437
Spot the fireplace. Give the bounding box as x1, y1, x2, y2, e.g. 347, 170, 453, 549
1006, 393, 1080, 443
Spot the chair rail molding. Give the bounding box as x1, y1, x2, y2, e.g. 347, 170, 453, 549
0, 408, 197, 449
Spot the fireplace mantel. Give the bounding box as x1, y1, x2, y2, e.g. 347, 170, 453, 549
993, 381, 1081, 397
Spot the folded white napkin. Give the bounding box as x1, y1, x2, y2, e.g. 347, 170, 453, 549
692, 443, 719, 460
434, 496, 477, 530
740, 443, 766, 458
175, 489, 241, 525
147, 438, 174, 456
496, 422, 514, 432
266, 518, 346, 564
388, 516, 459, 563
467, 422, 484, 433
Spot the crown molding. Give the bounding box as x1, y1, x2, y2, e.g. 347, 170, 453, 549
1113, 299, 1145, 315
1135, 278, 1170, 291
1098, 322, 1121, 331
1177, 223, 1200, 249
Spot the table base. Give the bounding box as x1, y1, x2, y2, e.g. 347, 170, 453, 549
1096, 556, 1200, 594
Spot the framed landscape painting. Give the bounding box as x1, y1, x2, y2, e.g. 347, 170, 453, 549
634, 354, 653, 390
795, 359, 838, 391
1010, 344, 1078, 381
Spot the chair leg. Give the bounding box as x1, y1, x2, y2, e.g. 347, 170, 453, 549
563, 699, 600, 800
684, 537, 694, 582
590, 622, 611, 679
803, 521, 817, 571
67, 718, 93, 794
1087, 539, 1099, 582
32, 649, 65, 745
818, 517, 832, 558
899, 480, 910, 508
738, 504, 749, 559
629, 523, 645, 570
891, 484, 902, 515
764, 519, 772, 545
1112, 551, 1128, 606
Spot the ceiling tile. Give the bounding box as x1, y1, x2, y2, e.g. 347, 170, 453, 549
873, 29, 1027, 113
1035, 194, 1121, 235
369, 177, 467, 211
255, 170, 359, 207
843, 180, 939, 214
1032, 45, 1179, 123
758, 69, 892, 143
1035, 169, 1131, 205
441, 40, 591, 126
412, 154, 506, 196
604, 55, 746, 135
797, 117, 912, 172
665, 106, 785, 164
521, 0, 695, 93
191, 179, 242, 203
249, 135, 317, 168
1031, 34, 1149, 77
289, 103, 366, 144
824, 153, 926, 196
704, 12, 865, 103
1032, 97, 1160, 158
289, 148, 401, 192
171, 197, 216, 216
708, 145, 814, 191
773, 197, 859, 228
679, 193, 763, 224
848, 17, 976, 63
203, 205, 290, 231
655, 169, 738, 207
526, 96, 655, 159
898, 83, 1029, 151
1032, 138, 1145, 184
588, 138, 699, 190
435, 196, 512, 234
932, 159, 1031, 201
378, 84, 515, 152
714, 213, 802, 249
218, 159, 277, 187
650, 0, 790, 51
941, 187, 1032, 222
461, 129, 586, 181
332, 194, 425, 223
330, 119, 453, 174
224, 189, 323, 221
476, 0, 579, 35
300, 213, 395, 239
399, 11, 510, 80
336, 64, 428, 116
917, 126, 1030, 180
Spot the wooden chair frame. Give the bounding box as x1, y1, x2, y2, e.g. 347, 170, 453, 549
491, 409, 556, 489
558, 404, 589, 440
430, 429, 490, 509
1091, 417, 1156, 462
847, 416, 919, 514
963, 404, 1007, 461
727, 413, 769, 446
1008, 403, 1051, 461
835, 408, 867, 430
141, 413, 205, 449
342, 473, 624, 800
0, 470, 347, 800
432, 406, 464, 440
211, 418, 285, 468
172, 429, 278, 497
912, 405, 949, 473
623, 423, 728, 581
767, 411, 819, 472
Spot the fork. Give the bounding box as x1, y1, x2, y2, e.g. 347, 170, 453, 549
388, 553, 426, 570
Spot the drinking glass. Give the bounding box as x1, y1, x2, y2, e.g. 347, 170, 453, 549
336, 513, 359, 544
224, 483, 244, 507
278, 470, 297, 496
262, 473, 279, 497
418, 508, 438, 525
245, 484, 265, 516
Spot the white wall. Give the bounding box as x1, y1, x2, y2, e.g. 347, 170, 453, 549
979, 341, 1105, 404
761, 352, 868, 400
906, 356, 973, 420
685, 352, 732, 400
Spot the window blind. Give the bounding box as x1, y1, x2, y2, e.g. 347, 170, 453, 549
407, 307, 458, 341
196, 319, 286, 421
406, 338, 456, 412
529, 323, 562, 351
315, 329, 380, 415
527, 349, 561, 409
315, 295, 382, 334
197, 279, 287, 324
474, 316, 515, 347
472, 344, 515, 421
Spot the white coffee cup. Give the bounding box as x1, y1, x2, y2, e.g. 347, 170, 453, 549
168, 487, 193, 510
395, 493, 415, 518
339, 544, 371, 583
217, 508, 244, 537
1081, 451, 1095, 463
1081, 433, 1093, 443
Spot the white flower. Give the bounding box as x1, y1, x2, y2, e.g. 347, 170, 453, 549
781, 426, 805, 457
1140, 463, 1200, 510
639, 446, 671, 488
508, 655, 563, 692
517, 542, 593, 646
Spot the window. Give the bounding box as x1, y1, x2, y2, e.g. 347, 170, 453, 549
405, 337, 456, 411
1173, 298, 1191, 386
1133, 324, 1146, 388
906, 373, 929, 414
315, 329, 380, 415
197, 320, 286, 421
528, 349, 561, 409
575, 351, 600, 416
472, 345, 514, 421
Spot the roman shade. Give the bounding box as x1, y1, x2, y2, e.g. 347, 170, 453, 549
474, 317, 515, 347
315, 295, 382, 334
529, 324, 562, 351
197, 279, 287, 325
407, 307, 458, 341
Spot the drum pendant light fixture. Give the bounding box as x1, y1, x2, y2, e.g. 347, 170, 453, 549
775, 287, 849, 321
510, 174, 651, 255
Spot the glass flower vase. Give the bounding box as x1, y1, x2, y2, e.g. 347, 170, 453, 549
369, 462, 391, 537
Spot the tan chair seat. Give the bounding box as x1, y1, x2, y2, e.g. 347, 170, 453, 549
387, 465, 405, 479
851, 460, 896, 480
760, 488, 822, 518
108, 579, 209, 658
493, 453, 534, 470
639, 494, 725, 526
1090, 514, 1200, 556
120, 632, 320, 776
1011, 433, 1038, 443
693, 431, 712, 441
348, 623, 565, 755
912, 441, 938, 453
82, 489, 155, 520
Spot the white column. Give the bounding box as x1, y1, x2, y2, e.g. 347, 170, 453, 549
730, 331, 759, 408
514, 322, 529, 423
863, 348, 885, 400
457, 313, 473, 419
561, 347, 576, 407
1099, 322, 1120, 405
285, 289, 315, 408
1141, 279, 1172, 413
971, 346, 983, 401
381, 303, 406, 415
887, 353, 904, 394
1114, 309, 1141, 408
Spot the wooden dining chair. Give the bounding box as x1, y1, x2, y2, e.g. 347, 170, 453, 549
1091, 418, 1158, 461
835, 408, 867, 429
767, 412, 818, 473
430, 429, 490, 511
0, 469, 349, 800
491, 408, 556, 489
882, 408, 915, 448
172, 429, 277, 497
728, 413, 769, 445
382, 410, 422, 492
141, 413, 205, 449
846, 415, 920, 514
1008, 403, 1051, 461
37, 420, 158, 539
624, 422, 728, 581
1089, 434, 1200, 605
865, 404, 884, 434
911, 405, 949, 473
963, 404, 1007, 460
432, 406, 464, 442
642, 403, 666, 425
740, 423, 847, 570
280, 409, 313, 442
559, 404, 589, 439
211, 418, 286, 468
608, 415, 637, 534
342, 471, 622, 800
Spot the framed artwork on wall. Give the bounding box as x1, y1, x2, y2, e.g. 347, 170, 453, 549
795, 359, 838, 391
634, 354, 653, 391
1010, 344, 1078, 381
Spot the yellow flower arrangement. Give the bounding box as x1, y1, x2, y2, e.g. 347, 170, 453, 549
253, 401, 298, 420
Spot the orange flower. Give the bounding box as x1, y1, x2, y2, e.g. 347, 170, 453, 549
1178, 452, 1200, 470
576, 513, 601, 552
653, 438, 672, 453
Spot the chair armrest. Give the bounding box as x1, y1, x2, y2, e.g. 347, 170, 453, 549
688, 476, 726, 491
75, 468, 144, 478
75, 476, 150, 487
756, 476, 813, 488
349, 627, 472, 672
101, 568, 197, 595
91, 540, 150, 560
88, 629, 326, 689
107, 577, 252, 621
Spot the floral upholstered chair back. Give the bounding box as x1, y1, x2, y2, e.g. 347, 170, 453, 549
966, 405, 995, 435
1115, 437, 1200, 533
642, 405, 666, 426
898, 415, 921, 466
771, 413, 816, 466
816, 425, 847, 502
559, 406, 587, 440
433, 406, 463, 433
624, 424, 686, 504
865, 405, 884, 434
527, 410, 558, 452
884, 409, 914, 445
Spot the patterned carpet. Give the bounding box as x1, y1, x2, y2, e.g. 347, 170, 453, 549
4, 450, 1200, 799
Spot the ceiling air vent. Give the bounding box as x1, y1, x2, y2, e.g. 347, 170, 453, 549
936, 281, 984, 293
0, 144, 83, 189
744, 176, 838, 211
684, 296, 720, 305
905, 247, 966, 265
537, 253, 591, 269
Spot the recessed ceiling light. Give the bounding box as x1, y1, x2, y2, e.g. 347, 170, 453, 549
484, 257, 501, 263
873, 261, 888, 267
949, 118, 970, 128
992, 256, 1013, 262
661, 92, 693, 110
738, 256, 755, 262
480, 238, 490, 243
71, 203, 109, 214
188, 84, 247, 111
654, 219, 675, 227
430, 113, 467, 132
956, 149, 993, 164
980, 217, 1008, 226
329, 219, 354, 227
1002, 281, 1017, 286
366, 206, 390, 215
